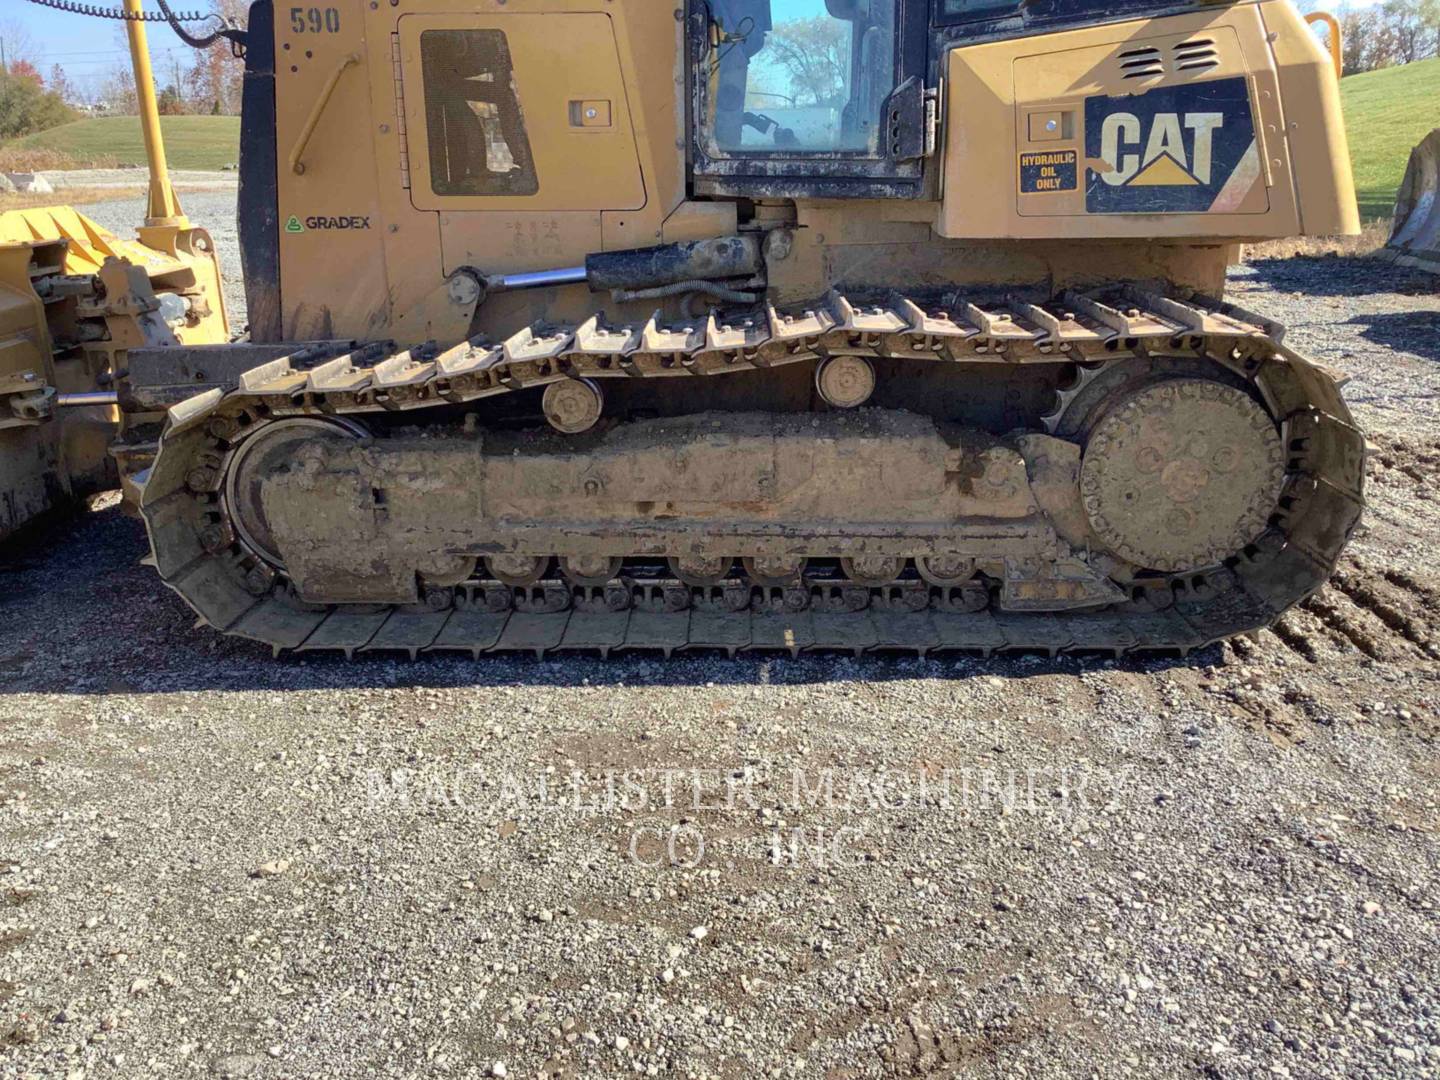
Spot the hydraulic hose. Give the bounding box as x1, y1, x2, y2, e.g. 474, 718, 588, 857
21, 0, 246, 54
610, 279, 759, 305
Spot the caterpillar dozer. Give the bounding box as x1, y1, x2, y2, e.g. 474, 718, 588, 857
52, 0, 1375, 657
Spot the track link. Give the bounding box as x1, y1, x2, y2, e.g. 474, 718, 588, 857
138, 286, 1366, 658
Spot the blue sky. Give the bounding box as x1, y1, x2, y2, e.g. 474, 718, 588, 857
5, 0, 1382, 98
4, 2, 200, 96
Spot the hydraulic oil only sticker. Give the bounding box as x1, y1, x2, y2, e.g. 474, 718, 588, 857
1019, 149, 1078, 193
1084, 76, 1260, 214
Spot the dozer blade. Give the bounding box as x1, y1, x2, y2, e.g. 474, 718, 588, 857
1385, 127, 1440, 272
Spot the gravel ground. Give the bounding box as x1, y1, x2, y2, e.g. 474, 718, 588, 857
36, 171, 237, 194
0, 197, 1437, 1079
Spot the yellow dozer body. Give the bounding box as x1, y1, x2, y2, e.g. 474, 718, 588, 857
22, 0, 1372, 657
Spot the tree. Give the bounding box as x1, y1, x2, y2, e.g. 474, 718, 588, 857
180, 0, 248, 115
157, 84, 187, 115
100, 63, 138, 115
0, 69, 77, 139
1382, 0, 1434, 62
48, 65, 76, 106
1336, 4, 1394, 73
1412, 0, 1440, 56
9, 59, 42, 88
755, 17, 850, 109
0, 17, 38, 74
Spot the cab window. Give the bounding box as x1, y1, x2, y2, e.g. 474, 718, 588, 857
702, 0, 898, 156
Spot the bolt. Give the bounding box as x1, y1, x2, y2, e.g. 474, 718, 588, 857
185, 466, 217, 492
243, 564, 275, 595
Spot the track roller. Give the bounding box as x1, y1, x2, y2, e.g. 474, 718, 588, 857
543, 378, 604, 434
917, 556, 977, 586
560, 555, 623, 586
486, 554, 551, 586
815, 356, 875, 408
840, 555, 904, 586
742, 556, 807, 586
668, 555, 734, 586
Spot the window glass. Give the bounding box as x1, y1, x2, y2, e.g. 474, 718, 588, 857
420, 29, 539, 196
705, 0, 897, 154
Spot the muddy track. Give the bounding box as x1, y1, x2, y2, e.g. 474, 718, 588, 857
137, 286, 1366, 657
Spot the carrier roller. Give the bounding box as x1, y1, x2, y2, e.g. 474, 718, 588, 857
137, 286, 1365, 658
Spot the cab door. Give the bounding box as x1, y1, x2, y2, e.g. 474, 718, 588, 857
398, 12, 647, 214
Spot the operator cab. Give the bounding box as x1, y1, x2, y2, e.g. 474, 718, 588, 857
692, 0, 930, 198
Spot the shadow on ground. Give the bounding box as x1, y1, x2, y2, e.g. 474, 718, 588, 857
1242, 255, 1440, 363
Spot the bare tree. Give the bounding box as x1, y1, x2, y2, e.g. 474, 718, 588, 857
48, 64, 77, 107
181, 0, 248, 115
1383, 0, 1434, 62
100, 63, 138, 115
0, 17, 39, 74
756, 17, 850, 109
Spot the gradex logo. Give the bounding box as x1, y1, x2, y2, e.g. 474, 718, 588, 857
1098, 111, 1225, 187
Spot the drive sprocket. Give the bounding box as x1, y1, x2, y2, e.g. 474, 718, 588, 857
1078, 378, 1284, 573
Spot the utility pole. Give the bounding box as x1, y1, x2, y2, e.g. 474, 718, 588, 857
1, 37, 8, 76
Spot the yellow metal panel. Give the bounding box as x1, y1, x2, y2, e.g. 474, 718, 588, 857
936, 3, 1337, 240
440, 211, 602, 276
1262, 1, 1359, 234
398, 12, 646, 214
273, 1, 388, 342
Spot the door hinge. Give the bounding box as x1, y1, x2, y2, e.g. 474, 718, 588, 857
391, 34, 411, 190
923, 84, 942, 159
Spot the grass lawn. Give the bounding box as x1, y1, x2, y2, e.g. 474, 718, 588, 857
3, 115, 240, 172
1339, 57, 1440, 222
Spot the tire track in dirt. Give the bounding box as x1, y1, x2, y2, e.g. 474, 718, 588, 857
1330, 562, 1438, 657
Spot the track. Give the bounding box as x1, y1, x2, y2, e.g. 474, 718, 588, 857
137, 286, 1366, 657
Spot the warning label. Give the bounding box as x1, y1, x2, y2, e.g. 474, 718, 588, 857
1019, 149, 1078, 194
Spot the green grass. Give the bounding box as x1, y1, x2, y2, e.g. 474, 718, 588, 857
1340, 57, 1440, 222
3, 115, 240, 171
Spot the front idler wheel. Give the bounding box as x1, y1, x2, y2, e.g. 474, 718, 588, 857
222, 416, 369, 569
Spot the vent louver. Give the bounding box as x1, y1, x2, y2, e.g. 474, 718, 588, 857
1173, 38, 1220, 72
1118, 45, 1165, 79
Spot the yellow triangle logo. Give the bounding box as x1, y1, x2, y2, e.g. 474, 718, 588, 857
1127, 153, 1200, 187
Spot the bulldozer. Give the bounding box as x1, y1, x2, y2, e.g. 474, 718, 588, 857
14, 0, 1369, 657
